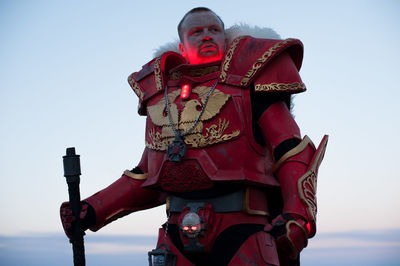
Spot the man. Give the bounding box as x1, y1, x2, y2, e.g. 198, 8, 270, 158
61, 7, 328, 266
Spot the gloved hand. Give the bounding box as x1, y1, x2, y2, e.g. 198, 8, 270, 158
266, 213, 309, 259
60, 201, 95, 238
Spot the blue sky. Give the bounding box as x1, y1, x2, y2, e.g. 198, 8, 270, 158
1, 0, 400, 264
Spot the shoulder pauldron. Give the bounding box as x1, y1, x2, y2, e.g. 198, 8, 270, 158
218, 36, 306, 93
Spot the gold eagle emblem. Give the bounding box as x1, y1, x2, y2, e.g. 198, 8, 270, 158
146, 85, 239, 150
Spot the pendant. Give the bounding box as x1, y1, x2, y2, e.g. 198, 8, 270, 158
167, 135, 186, 162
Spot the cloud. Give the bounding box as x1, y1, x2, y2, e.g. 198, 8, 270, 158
1, 230, 399, 265
86, 242, 154, 254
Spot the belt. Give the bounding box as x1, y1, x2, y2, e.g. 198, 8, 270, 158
168, 189, 245, 213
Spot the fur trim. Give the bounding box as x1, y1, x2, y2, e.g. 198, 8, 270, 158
153, 23, 281, 57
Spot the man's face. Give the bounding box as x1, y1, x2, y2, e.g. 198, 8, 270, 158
179, 11, 227, 64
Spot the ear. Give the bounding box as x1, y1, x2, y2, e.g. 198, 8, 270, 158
179, 43, 186, 58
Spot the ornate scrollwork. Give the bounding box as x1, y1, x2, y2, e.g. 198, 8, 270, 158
128, 75, 144, 101
154, 57, 163, 91
146, 119, 240, 151
255, 82, 306, 93
184, 119, 240, 148
146, 86, 240, 151
219, 36, 245, 82
298, 170, 317, 221
241, 38, 294, 86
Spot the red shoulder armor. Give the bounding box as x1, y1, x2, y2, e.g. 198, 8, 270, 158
127, 52, 186, 115
218, 36, 304, 88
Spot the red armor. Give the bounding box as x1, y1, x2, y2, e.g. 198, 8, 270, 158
75, 36, 327, 265
128, 37, 306, 193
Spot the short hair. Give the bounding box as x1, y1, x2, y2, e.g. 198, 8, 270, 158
177, 7, 225, 42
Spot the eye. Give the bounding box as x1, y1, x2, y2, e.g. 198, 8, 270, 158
209, 27, 220, 33
190, 28, 203, 36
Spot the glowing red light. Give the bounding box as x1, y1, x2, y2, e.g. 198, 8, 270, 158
183, 226, 189, 231
181, 84, 190, 99
191, 226, 198, 231
306, 222, 311, 233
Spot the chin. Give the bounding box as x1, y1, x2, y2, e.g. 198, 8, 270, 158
190, 54, 222, 64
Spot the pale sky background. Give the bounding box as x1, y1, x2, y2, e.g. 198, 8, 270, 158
1, 0, 400, 264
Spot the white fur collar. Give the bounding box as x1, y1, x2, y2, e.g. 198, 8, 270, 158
153, 23, 281, 57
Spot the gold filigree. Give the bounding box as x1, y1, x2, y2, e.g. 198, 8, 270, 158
255, 82, 306, 93
145, 86, 240, 150
297, 135, 328, 222
146, 119, 240, 151
128, 76, 144, 101
147, 89, 181, 127
180, 86, 230, 125
298, 171, 318, 221
241, 39, 293, 86
154, 57, 163, 91
220, 36, 245, 82
146, 128, 172, 151
184, 119, 240, 148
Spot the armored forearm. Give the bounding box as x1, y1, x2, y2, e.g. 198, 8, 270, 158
84, 148, 166, 231
259, 101, 328, 257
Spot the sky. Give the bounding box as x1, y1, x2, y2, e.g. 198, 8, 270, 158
0, 0, 399, 265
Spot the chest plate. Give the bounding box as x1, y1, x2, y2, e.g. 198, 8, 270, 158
145, 83, 241, 151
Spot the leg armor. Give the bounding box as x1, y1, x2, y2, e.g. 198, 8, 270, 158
228, 230, 280, 266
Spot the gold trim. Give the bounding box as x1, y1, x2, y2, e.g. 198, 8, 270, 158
123, 170, 148, 180
297, 135, 328, 221
128, 76, 144, 101
146, 119, 240, 151
286, 220, 308, 251
243, 188, 269, 216
255, 82, 306, 93
298, 170, 317, 221
241, 38, 293, 86
146, 86, 241, 150
310, 135, 329, 171
273, 136, 315, 173
219, 36, 245, 82
154, 57, 163, 91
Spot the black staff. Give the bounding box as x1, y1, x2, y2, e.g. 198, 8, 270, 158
63, 147, 86, 266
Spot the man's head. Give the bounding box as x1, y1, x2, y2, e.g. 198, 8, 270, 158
178, 7, 227, 64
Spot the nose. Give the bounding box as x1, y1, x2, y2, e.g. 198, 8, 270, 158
202, 35, 213, 42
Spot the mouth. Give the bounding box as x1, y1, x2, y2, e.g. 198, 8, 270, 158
199, 43, 217, 52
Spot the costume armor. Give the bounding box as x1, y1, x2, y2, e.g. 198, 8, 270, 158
128, 37, 307, 193
63, 36, 327, 265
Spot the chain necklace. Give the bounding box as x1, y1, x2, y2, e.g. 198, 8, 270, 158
164, 82, 217, 162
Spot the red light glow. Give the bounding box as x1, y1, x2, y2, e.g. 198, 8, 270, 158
181, 84, 191, 99
183, 226, 189, 231
306, 222, 311, 233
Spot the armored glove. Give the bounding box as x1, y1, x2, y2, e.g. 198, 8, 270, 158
60, 201, 96, 238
